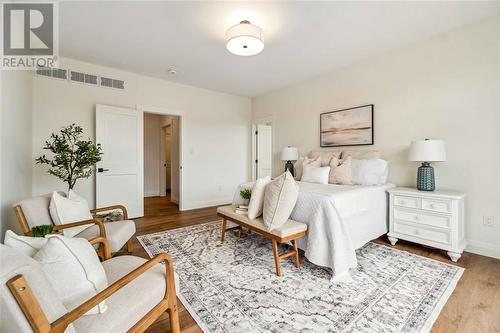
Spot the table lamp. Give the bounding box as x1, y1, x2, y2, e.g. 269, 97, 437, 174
408, 139, 446, 191
280, 146, 298, 176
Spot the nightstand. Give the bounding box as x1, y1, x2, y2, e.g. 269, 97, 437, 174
387, 187, 466, 262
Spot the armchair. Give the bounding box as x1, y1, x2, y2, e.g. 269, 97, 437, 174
1, 236, 180, 333
14, 193, 136, 254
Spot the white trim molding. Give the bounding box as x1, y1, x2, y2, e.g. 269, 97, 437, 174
465, 239, 500, 259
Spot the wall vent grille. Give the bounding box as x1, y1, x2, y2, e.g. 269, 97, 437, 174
70, 71, 98, 85
36, 67, 68, 80
101, 77, 124, 90
36, 67, 124, 90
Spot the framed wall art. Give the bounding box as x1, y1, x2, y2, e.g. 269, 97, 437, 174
320, 104, 374, 147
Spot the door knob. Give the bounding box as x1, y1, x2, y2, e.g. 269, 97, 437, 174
97, 168, 109, 173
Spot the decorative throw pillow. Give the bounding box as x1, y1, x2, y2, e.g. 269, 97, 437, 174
329, 156, 353, 185
351, 159, 389, 185
247, 176, 271, 219
294, 156, 321, 180
263, 171, 299, 231
310, 150, 342, 166
3, 230, 48, 257
301, 165, 330, 184
49, 190, 93, 238
341, 150, 381, 160
33, 235, 108, 315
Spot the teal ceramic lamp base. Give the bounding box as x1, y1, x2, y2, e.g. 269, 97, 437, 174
417, 162, 435, 191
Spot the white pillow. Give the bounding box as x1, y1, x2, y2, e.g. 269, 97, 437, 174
263, 171, 299, 231
247, 176, 271, 219
300, 165, 331, 184
351, 159, 389, 185
33, 235, 108, 315
3, 230, 47, 257
49, 190, 93, 237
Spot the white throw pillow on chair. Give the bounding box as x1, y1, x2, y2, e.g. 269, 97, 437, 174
49, 190, 93, 238
300, 165, 331, 184
247, 176, 271, 219
3, 230, 48, 257
33, 234, 108, 315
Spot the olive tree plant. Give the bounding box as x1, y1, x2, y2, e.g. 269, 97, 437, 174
36, 124, 103, 190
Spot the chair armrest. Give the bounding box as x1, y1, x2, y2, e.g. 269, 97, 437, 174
90, 204, 128, 220
52, 219, 106, 239
88, 236, 112, 260
8, 253, 177, 333
51, 253, 175, 332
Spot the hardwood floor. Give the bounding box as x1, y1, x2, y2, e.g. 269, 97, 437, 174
121, 196, 500, 333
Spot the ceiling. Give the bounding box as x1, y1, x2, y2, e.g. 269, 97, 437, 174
60, 1, 500, 97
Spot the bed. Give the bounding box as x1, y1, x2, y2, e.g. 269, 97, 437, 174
232, 181, 395, 281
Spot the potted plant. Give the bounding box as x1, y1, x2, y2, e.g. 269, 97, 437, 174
31, 225, 54, 237
36, 124, 103, 190
240, 189, 252, 205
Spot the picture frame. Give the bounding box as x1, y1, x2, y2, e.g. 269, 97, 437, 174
320, 104, 374, 147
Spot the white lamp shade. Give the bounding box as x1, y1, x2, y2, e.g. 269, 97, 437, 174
226, 21, 264, 56
408, 139, 446, 162
281, 146, 299, 161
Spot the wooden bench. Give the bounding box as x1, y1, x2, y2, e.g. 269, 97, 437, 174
217, 205, 307, 276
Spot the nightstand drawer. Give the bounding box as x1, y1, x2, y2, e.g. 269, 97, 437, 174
394, 195, 419, 209
421, 198, 451, 213
394, 208, 450, 229
394, 222, 451, 245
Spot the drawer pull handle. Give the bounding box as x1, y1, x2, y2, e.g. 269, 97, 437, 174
429, 204, 436, 209
414, 215, 421, 221
413, 229, 420, 235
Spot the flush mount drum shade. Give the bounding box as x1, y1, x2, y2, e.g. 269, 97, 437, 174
226, 20, 264, 56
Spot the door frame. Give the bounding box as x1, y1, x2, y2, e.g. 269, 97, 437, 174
251, 116, 275, 181
137, 104, 184, 210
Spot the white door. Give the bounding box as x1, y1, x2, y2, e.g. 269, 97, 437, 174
256, 124, 272, 178
96, 104, 144, 218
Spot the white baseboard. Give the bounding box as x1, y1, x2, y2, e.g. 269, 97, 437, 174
181, 198, 232, 211
465, 239, 500, 259
144, 191, 160, 198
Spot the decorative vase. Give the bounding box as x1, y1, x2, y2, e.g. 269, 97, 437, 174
417, 162, 435, 191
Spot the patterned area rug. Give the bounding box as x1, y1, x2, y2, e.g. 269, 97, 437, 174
138, 221, 463, 333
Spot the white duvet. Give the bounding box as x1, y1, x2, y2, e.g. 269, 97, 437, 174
232, 181, 395, 281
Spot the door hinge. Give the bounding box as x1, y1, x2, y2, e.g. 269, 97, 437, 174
255, 131, 258, 135
255, 159, 258, 163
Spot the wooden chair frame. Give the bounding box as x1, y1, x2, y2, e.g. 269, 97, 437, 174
14, 203, 133, 254
218, 212, 306, 277
7, 232, 180, 333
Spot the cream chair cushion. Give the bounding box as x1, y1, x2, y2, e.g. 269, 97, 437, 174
0, 244, 76, 333
247, 176, 271, 219
33, 235, 108, 315
15, 193, 56, 229
76, 220, 136, 253
73, 255, 179, 333
49, 191, 94, 238
263, 172, 299, 231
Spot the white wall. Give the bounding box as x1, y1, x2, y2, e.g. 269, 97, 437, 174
144, 113, 162, 197
0, 71, 33, 239
32, 57, 251, 210
252, 16, 500, 258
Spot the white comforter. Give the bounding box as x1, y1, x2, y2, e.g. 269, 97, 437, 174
232, 181, 394, 280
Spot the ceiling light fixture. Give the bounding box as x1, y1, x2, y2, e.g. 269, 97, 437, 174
226, 20, 264, 56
